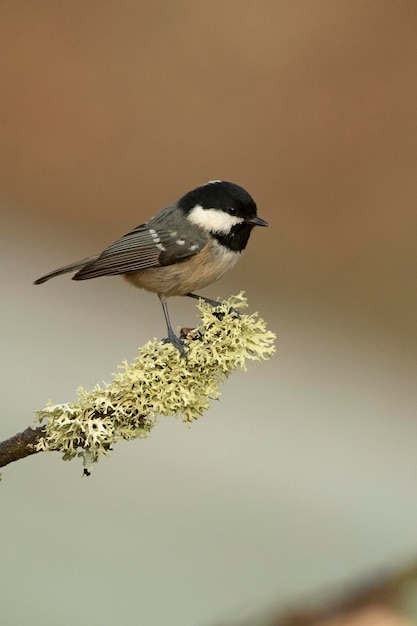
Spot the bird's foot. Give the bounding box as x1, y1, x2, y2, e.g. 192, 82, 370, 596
211, 304, 241, 321
162, 331, 186, 357
211, 308, 240, 321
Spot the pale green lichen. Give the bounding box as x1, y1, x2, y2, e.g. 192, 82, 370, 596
35, 294, 276, 470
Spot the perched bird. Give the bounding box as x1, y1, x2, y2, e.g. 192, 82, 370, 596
35, 180, 268, 353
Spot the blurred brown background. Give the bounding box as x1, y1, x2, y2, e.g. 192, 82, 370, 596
1, 2, 417, 625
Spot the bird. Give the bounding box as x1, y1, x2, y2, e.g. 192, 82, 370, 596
34, 180, 268, 354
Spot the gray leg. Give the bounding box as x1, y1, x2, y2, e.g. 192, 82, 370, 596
186, 292, 222, 307
186, 293, 240, 316
159, 297, 185, 356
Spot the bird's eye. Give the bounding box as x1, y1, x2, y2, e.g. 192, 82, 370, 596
228, 207, 237, 216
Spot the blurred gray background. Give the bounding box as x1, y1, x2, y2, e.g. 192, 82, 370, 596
1, 2, 417, 625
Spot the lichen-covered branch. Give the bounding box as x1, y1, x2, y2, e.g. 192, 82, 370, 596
1, 294, 276, 475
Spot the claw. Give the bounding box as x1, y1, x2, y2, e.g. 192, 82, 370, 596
162, 332, 186, 357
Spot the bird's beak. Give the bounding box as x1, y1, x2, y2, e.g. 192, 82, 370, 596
247, 215, 269, 227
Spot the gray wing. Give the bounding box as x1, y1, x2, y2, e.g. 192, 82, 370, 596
74, 206, 208, 280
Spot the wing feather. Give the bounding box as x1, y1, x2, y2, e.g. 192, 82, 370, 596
74, 222, 207, 280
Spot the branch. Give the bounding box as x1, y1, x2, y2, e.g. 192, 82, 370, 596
0, 426, 46, 468
250, 561, 417, 625
0, 295, 276, 476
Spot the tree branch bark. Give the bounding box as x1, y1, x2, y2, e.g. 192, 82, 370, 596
0, 426, 46, 468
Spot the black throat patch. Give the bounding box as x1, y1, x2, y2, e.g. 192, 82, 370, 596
212, 223, 254, 252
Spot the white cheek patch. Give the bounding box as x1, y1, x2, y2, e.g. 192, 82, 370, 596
188, 205, 244, 234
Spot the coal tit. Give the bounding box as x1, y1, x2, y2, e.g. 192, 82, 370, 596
35, 180, 268, 353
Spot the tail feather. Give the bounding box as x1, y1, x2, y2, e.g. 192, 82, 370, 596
34, 256, 99, 284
